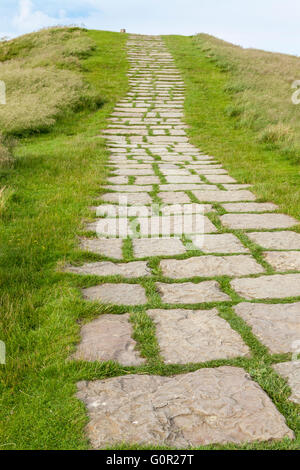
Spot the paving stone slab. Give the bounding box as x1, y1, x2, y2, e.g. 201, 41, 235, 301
148, 308, 249, 363
160, 255, 263, 279
159, 184, 218, 191
134, 176, 160, 185
86, 219, 133, 238
156, 281, 230, 303
79, 238, 123, 259
65, 261, 151, 278
138, 215, 217, 236
191, 233, 249, 253
192, 190, 256, 202
83, 283, 147, 305
247, 231, 300, 250
133, 238, 186, 258
222, 203, 278, 213
102, 192, 152, 205
77, 366, 293, 448
263, 251, 300, 271
104, 185, 152, 192
205, 175, 237, 184
158, 192, 191, 204
231, 274, 300, 299
234, 302, 300, 354
273, 362, 300, 404
73, 314, 145, 365
165, 175, 202, 183
221, 213, 297, 230
107, 176, 129, 185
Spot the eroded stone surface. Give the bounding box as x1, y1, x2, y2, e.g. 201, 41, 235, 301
160, 255, 263, 279
65, 261, 151, 278
191, 233, 248, 253
73, 314, 145, 365
79, 238, 123, 259
83, 283, 147, 305
263, 251, 300, 271
247, 231, 300, 250
234, 302, 300, 353
148, 308, 249, 363
133, 238, 186, 258
77, 366, 293, 448
222, 203, 278, 213
221, 213, 297, 230
273, 362, 300, 404
156, 281, 230, 303
231, 274, 300, 299
192, 190, 256, 202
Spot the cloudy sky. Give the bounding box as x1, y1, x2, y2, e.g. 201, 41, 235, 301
1, 0, 300, 55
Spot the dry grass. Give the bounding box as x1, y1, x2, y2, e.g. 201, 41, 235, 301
195, 34, 300, 159
0, 27, 100, 137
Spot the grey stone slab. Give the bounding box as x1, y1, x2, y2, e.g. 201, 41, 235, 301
247, 231, 300, 250
231, 274, 300, 299
102, 193, 152, 205
263, 251, 300, 271
156, 281, 230, 303
192, 190, 256, 202
273, 362, 300, 404
104, 185, 152, 192
83, 283, 147, 305
138, 215, 217, 236
220, 213, 297, 230
158, 192, 191, 204
65, 261, 151, 278
116, 169, 154, 176
134, 176, 160, 185
161, 203, 213, 214
234, 302, 300, 354
222, 184, 252, 190
77, 366, 293, 448
222, 203, 278, 213
148, 308, 249, 363
73, 314, 145, 365
165, 176, 202, 183
191, 233, 249, 253
205, 175, 237, 184
107, 176, 129, 185
79, 238, 123, 259
133, 238, 186, 258
159, 184, 218, 191
86, 219, 133, 238
160, 255, 263, 279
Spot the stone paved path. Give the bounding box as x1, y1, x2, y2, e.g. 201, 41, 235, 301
70, 35, 300, 448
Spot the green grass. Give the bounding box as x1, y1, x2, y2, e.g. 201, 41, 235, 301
0, 29, 129, 450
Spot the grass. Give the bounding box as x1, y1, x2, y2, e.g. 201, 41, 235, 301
164, 34, 300, 223
0, 29, 300, 450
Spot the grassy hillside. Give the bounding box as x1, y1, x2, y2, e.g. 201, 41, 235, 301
164, 34, 300, 223
0, 28, 128, 449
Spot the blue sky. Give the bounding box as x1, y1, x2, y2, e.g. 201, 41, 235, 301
0, 0, 300, 55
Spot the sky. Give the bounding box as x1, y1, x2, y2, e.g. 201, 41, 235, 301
0, 0, 300, 55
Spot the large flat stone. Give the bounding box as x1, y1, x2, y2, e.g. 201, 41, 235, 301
86, 219, 133, 238
231, 274, 300, 299
65, 261, 150, 278
148, 308, 249, 363
159, 184, 218, 191
263, 251, 300, 271
158, 192, 191, 204
220, 213, 297, 229
273, 362, 300, 404
77, 366, 293, 448
160, 255, 263, 279
247, 231, 300, 250
192, 190, 256, 202
205, 175, 237, 184
133, 238, 186, 258
156, 281, 230, 303
101, 192, 152, 205
191, 233, 249, 253
234, 302, 300, 354
134, 176, 160, 185
83, 283, 147, 305
138, 215, 217, 236
222, 203, 278, 213
73, 314, 145, 365
79, 238, 123, 259
165, 175, 202, 183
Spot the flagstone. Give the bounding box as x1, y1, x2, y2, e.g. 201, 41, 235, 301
220, 213, 297, 230
79, 238, 123, 259
222, 203, 278, 213
64, 260, 151, 278
83, 283, 148, 305
192, 190, 256, 202
76, 366, 293, 448
247, 231, 300, 250
191, 233, 249, 253
133, 238, 186, 258
148, 308, 250, 363
273, 362, 300, 404
231, 273, 300, 299
156, 281, 230, 303
73, 313, 145, 365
